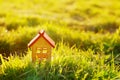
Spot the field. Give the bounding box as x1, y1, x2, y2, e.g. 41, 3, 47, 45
0, 0, 120, 80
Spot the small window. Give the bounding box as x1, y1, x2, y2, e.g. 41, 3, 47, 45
36, 48, 41, 54
43, 48, 47, 54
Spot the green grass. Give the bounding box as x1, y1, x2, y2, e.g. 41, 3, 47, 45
0, 43, 120, 80
0, 0, 120, 32
0, 0, 120, 80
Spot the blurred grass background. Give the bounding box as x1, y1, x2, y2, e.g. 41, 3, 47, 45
0, 0, 120, 79
0, 0, 120, 56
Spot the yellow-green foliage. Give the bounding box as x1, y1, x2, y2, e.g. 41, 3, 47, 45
0, 0, 120, 32
0, 0, 120, 80
0, 43, 120, 80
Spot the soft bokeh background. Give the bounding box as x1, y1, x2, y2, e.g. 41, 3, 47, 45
0, 0, 120, 56
0, 0, 120, 80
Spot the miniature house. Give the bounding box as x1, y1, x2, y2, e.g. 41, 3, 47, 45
28, 30, 55, 62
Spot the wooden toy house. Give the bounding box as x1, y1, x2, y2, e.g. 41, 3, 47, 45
28, 30, 55, 62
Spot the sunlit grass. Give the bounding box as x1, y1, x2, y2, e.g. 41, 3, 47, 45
0, 42, 120, 80
0, 0, 120, 80
0, 0, 120, 32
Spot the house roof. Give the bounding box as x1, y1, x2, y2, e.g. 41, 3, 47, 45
28, 30, 55, 48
